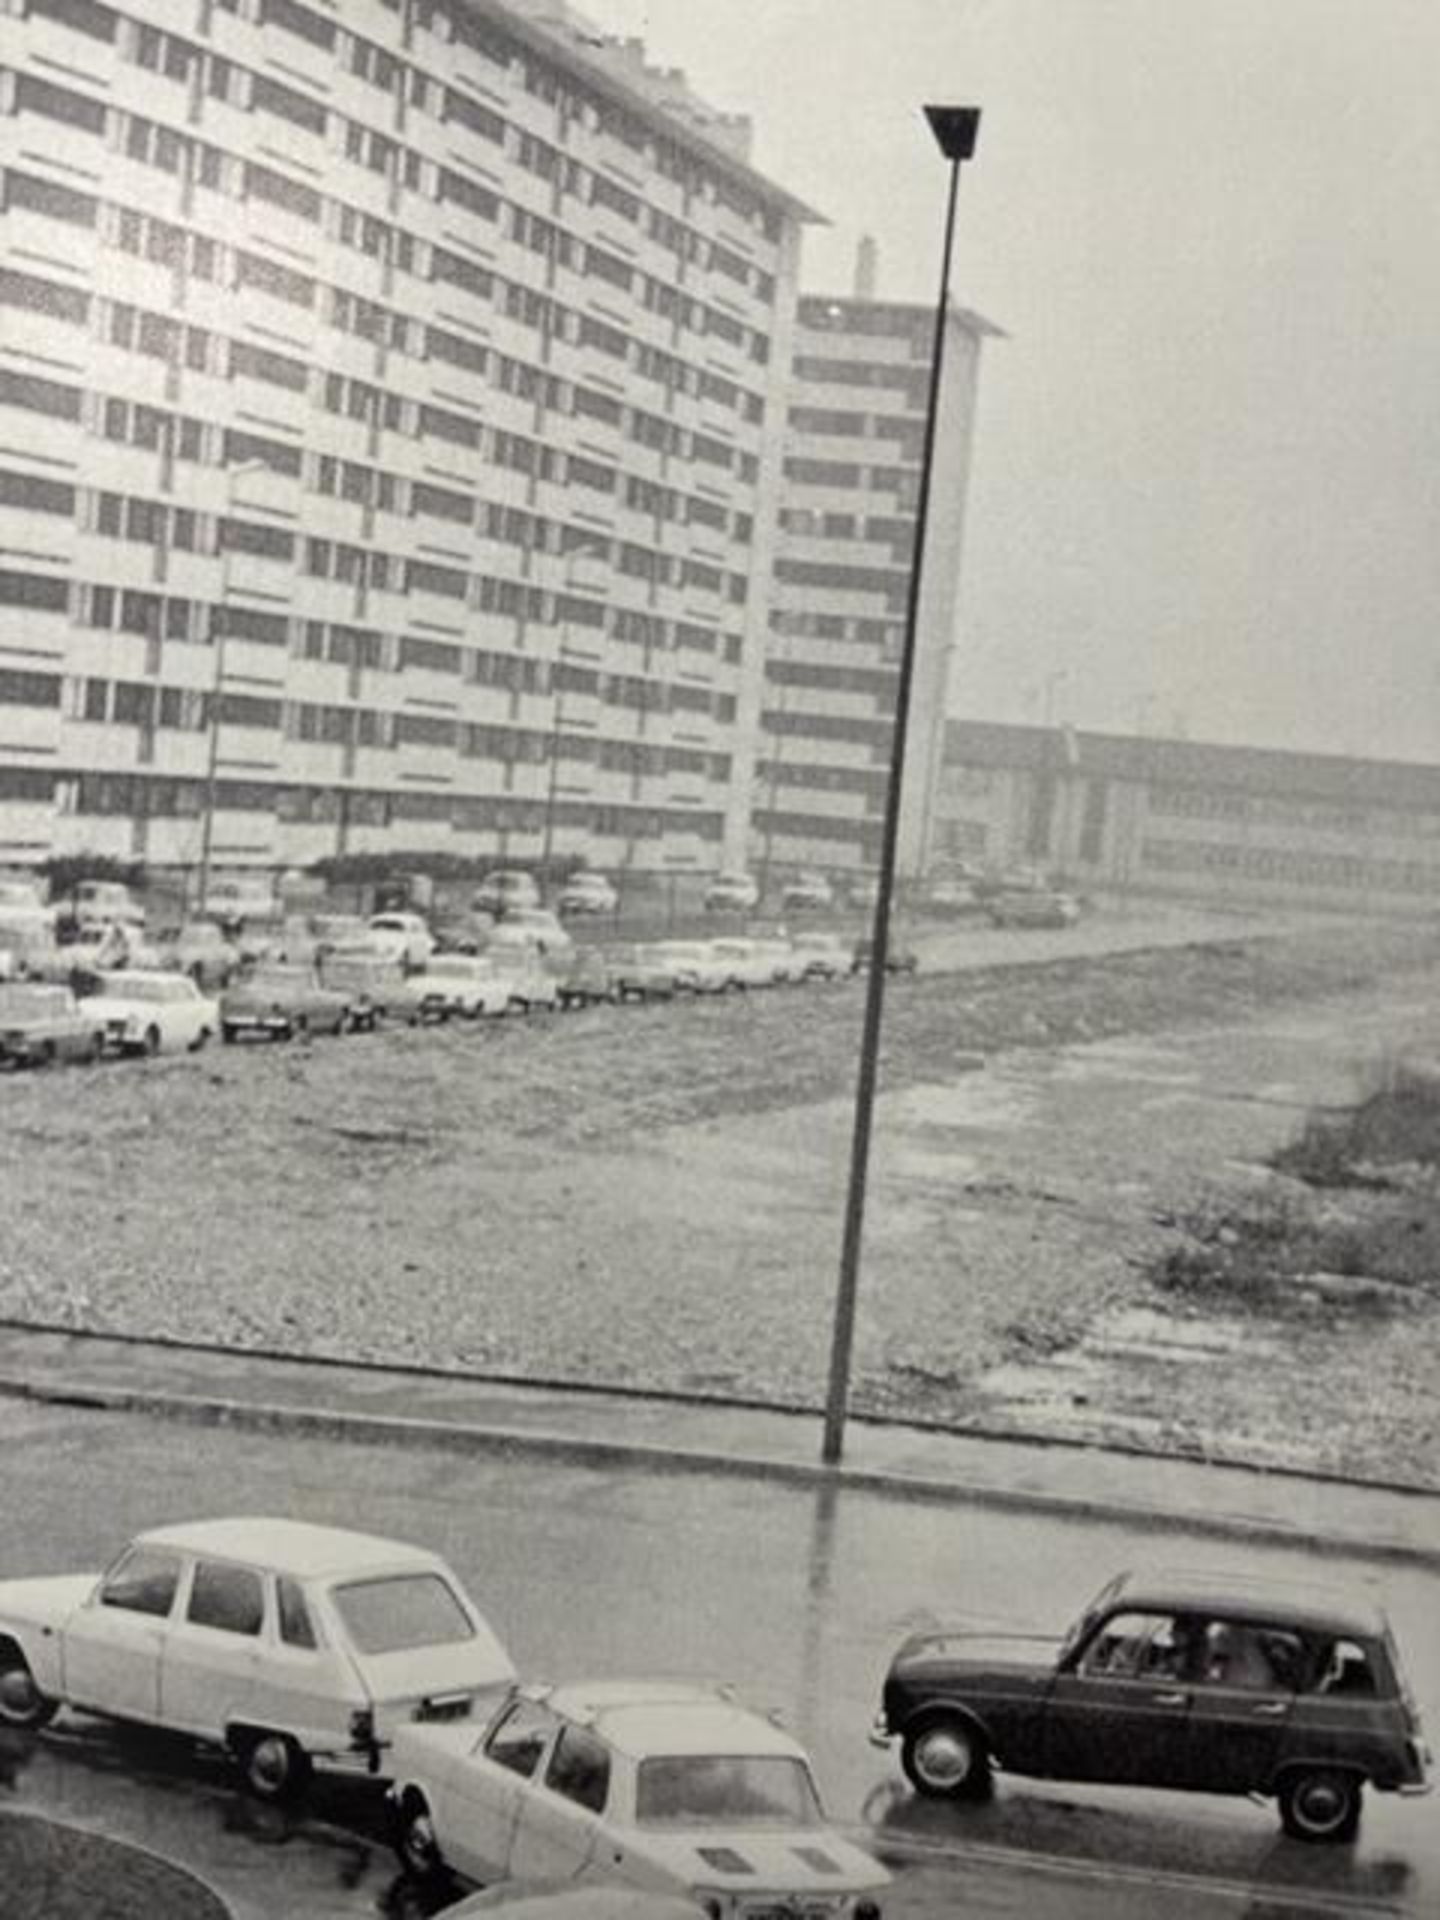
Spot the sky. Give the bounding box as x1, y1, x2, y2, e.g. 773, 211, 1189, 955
582, 0, 1440, 763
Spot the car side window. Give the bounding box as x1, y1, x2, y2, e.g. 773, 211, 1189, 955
187, 1561, 265, 1637
1079, 1612, 1185, 1680
1196, 1620, 1303, 1692
545, 1725, 611, 1815
99, 1547, 182, 1618
1314, 1638, 1377, 1698
486, 1698, 557, 1779
277, 1577, 318, 1650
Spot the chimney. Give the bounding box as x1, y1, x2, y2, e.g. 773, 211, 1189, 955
854, 234, 878, 301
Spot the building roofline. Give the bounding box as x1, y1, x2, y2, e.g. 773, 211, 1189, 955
799, 292, 1006, 339
459, 0, 828, 225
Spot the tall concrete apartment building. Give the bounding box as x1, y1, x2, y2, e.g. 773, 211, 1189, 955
0, 0, 816, 878
756, 282, 996, 885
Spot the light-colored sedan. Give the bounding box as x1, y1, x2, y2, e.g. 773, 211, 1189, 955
84, 970, 220, 1056
650, 942, 736, 995
485, 934, 562, 1013
368, 912, 436, 971
705, 939, 775, 990
389, 1680, 888, 1916
790, 932, 857, 982
0, 1517, 516, 1801
423, 955, 513, 1019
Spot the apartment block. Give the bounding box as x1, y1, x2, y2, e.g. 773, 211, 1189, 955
755, 285, 996, 884
0, 0, 815, 876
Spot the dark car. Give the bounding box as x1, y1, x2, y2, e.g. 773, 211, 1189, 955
873, 1567, 1431, 1843
219, 965, 351, 1042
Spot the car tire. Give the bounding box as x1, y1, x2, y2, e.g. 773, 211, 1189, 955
221, 1024, 238, 1045
190, 1027, 211, 1053
1278, 1767, 1363, 1843
394, 1788, 447, 1885
0, 1650, 58, 1730
235, 1728, 311, 1803
140, 1025, 162, 1058
901, 1714, 993, 1801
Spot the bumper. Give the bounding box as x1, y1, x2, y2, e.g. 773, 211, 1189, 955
868, 1710, 893, 1751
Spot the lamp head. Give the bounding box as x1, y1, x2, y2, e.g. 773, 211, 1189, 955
924, 105, 981, 162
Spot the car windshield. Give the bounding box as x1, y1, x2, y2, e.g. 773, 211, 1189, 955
331, 1574, 475, 1655
635, 1756, 823, 1829
94, 977, 184, 1003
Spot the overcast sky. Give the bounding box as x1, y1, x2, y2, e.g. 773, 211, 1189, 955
585, 0, 1440, 763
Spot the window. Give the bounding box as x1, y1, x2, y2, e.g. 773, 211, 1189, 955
1198, 1621, 1305, 1692
28, 0, 117, 43
636, 1756, 822, 1828
277, 1578, 318, 1650
252, 75, 327, 136
1080, 1613, 1190, 1681
486, 1698, 557, 1779
230, 343, 309, 393
0, 470, 75, 516
333, 1575, 475, 1654
260, 0, 336, 50
188, 1561, 265, 1636
16, 73, 107, 135
1314, 1638, 1377, 1699
4, 171, 98, 228
0, 369, 81, 421
0, 668, 60, 707
0, 570, 68, 612
0, 268, 89, 326
544, 1725, 611, 1814
244, 163, 322, 224
100, 1546, 181, 1618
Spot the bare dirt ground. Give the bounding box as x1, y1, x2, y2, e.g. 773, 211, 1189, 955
2, 911, 1436, 1486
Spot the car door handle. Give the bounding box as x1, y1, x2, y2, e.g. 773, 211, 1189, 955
1150, 1690, 1188, 1706
1252, 1701, 1288, 1716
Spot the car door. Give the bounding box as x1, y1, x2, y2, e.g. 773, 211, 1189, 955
1043, 1611, 1197, 1787
1181, 1618, 1303, 1792
160, 1558, 265, 1738
62, 1545, 182, 1722
439, 1696, 561, 1884
505, 1722, 610, 1883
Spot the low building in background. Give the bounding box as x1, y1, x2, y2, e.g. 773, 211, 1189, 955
934, 719, 1440, 913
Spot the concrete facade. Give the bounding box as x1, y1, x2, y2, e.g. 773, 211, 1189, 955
0, 0, 817, 878
753, 291, 995, 886
935, 719, 1440, 912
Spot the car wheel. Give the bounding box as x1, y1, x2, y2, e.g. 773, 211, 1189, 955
291, 1014, 308, 1040
140, 1025, 162, 1058
236, 1728, 311, 1803
221, 1024, 238, 1045
394, 1789, 447, 1885
0, 1650, 58, 1730
190, 1027, 211, 1053
1278, 1767, 1363, 1843
901, 1714, 993, 1800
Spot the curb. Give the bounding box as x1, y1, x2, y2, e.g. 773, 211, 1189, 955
4, 1372, 1436, 1570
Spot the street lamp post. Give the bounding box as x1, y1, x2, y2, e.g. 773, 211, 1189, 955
821, 105, 981, 1467
196, 458, 268, 920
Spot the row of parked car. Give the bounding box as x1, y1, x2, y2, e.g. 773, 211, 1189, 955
0, 1517, 1425, 1920
0, 919, 904, 1068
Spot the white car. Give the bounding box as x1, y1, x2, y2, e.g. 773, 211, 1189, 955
389, 1680, 888, 1917
203, 876, 280, 928
84, 970, 220, 1056
706, 939, 776, 990
749, 934, 806, 985
702, 871, 760, 913
650, 942, 735, 995
491, 909, 573, 960
0, 1518, 515, 1800
423, 955, 513, 1019
474, 871, 541, 917
789, 933, 856, 981
368, 912, 436, 971
74, 880, 146, 929
485, 933, 562, 1012
557, 872, 619, 916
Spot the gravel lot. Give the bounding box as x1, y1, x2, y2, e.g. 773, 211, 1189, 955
2, 912, 1436, 1482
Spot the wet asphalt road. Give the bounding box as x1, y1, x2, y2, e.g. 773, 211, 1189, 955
0, 1398, 1434, 1918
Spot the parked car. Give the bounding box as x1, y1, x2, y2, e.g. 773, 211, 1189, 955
367, 912, 436, 971
488, 908, 573, 960
987, 889, 1082, 930
62, 921, 134, 973
84, 971, 220, 1056
557, 872, 619, 917
702, 870, 759, 913
606, 944, 679, 1002
202, 876, 280, 931
485, 937, 562, 1013
924, 878, 982, 915
422, 954, 514, 1019
433, 910, 497, 956
705, 938, 775, 991
73, 880, 146, 929
649, 941, 735, 995
781, 870, 835, 911
474, 871, 541, 918
852, 936, 919, 976
152, 920, 240, 990
220, 965, 351, 1042
872, 1566, 1431, 1844
446, 1889, 704, 1919
320, 950, 447, 1027
556, 947, 618, 1009
0, 1517, 516, 1800
389, 1679, 888, 1913
846, 877, 881, 910
0, 982, 103, 1067
790, 932, 857, 981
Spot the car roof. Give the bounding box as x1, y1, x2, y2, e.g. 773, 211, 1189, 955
136, 1517, 446, 1579
542, 1682, 804, 1761
1112, 1567, 1387, 1638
